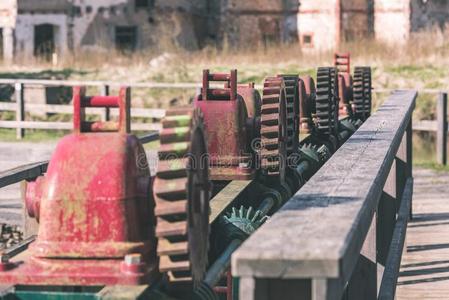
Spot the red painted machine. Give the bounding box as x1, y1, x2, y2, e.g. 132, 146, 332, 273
334, 52, 372, 121
194, 70, 288, 182
0, 87, 159, 286
334, 53, 353, 118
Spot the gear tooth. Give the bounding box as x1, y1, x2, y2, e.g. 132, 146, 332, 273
246, 206, 253, 219
154, 107, 210, 288
261, 77, 288, 179
252, 210, 260, 222
232, 206, 237, 217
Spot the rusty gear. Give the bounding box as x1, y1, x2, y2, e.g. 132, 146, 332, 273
277, 75, 300, 155
329, 67, 340, 136
315, 67, 337, 136
154, 107, 211, 288
299, 75, 316, 133
260, 77, 288, 182
353, 66, 372, 121
362, 67, 372, 118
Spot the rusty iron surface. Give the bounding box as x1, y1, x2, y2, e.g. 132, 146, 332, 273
154, 107, 211, 289
0, 88, 159, 286
195, 70, 255, 181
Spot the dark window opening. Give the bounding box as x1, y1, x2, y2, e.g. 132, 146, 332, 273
301, 34, 313, 47
115, 26, 137, 52
110, 6, 116, 15
72, 6, 82, 17
86, 6, 93, 14
0, 29, 3, 59
135, 0, 149, 9
135, 0, 155, 10
34, 24, 55, 60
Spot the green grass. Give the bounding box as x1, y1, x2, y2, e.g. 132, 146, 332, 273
414, 162, 449, 172
384, 65, 448, 81
0, 128, 66, 142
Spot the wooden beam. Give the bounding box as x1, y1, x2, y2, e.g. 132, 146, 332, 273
0, 161, 48, 189
437, 92, 448, 165
378, 178, 413, 300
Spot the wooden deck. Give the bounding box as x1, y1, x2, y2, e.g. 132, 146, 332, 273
397, 167, 449, 299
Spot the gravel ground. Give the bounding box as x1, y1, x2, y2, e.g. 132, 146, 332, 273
0, 224, 23, 251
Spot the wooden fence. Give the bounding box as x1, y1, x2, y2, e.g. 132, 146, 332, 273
0, 78, 446, 162
233, 90, 416, 300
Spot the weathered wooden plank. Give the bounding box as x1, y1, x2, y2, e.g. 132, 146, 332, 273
378, 178, 413, 300
232, 91, 417, 298
209, 180, 253, 223
0, 102, 166, 119
0, 120, 161, 131
0, 161, 49, 189
437, 93, 448, 165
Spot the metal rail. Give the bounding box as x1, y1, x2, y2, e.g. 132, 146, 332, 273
233, 90, 416, 300
0, 132, 159, 189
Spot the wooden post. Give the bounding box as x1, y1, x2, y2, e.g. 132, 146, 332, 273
101, 84, 110, 122
15, 82, 25, 140
437, 92, 447, 165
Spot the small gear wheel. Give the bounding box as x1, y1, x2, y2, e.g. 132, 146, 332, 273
154, 107, 211, 289
315, 67, 337, 136
362, 67, 372, 118
260, 77, 288, 182
329, 67, 340, 136
277, 74, 300, 155
223, 206, 269, 236
353, 66, 372, 121
299, 75, 316, 133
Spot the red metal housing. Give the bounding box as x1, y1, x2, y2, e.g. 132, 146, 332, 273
194, 70, 256, 180
0, 87, 159, 286
334, 53, 353, 118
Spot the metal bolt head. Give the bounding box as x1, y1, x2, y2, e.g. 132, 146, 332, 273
124, 253, 141, 265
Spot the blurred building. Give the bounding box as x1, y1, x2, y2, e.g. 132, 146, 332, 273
1, 0, 449, 61
0, 0, 211, 62
297, 0, 449, 51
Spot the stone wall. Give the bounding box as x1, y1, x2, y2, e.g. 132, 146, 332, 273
71, 0, 209, 52
14, 13, 69, 58
297, 0, 338, 51
411, 0, 449, 32
219, 0, 299, 48
341, 0, 374, 42
375, 0, 411, 44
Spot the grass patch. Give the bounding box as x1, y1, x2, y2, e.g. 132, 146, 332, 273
385, 65, 448, 81
0, 128, 66, 142
414, 162, 449, 172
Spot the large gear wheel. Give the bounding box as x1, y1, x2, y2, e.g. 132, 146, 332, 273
277, 74, 300, 156
154, 107, 211, 289
353, 66, 372, 121
315, 67, 338, 136
260, 77, 288, 182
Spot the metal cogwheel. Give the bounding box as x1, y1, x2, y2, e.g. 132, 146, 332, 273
154, 107, 211, 289
329, 67, 340, 136
315, 67, 337, 136
277, 74, 300, 155
353, 66, 372, 120
260, 77, 288, 182
362, 67, 372, 118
